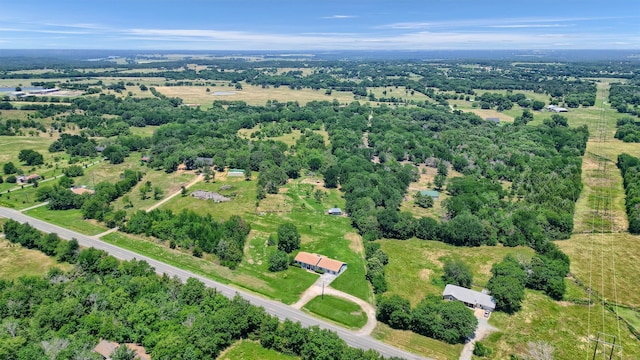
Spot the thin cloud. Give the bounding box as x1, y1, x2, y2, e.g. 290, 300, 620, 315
321, 15, 357, 19
487, 24, 569, 28
380, 16, 627, 30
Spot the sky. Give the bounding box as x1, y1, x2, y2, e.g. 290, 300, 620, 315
0, 0, 639, 50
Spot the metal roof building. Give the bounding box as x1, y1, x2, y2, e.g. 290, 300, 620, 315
442, 284, 496, 312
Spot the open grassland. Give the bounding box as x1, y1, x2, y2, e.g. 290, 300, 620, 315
380, 238, 534, 307
163, 175, 257, 221
156, 84, 358, 107
557, 233, 640, 307
573, 151, 627, 234
217, 340, 298, 360
0, 109, 38, 120
72, 153, 142, 187
128, 125, 159, 137
367, 86, 433, 103
483, 289, 640, 360
302, 295, 368, 329
24, 207, 109, 236
371, 323, 462, 360
101, 231, 317, 304
0, 240, 73, 279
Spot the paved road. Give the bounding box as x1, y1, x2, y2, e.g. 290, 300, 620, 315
0, 206, 431, 360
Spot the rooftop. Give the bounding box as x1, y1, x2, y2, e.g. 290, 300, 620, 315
443, 284, 496, 310
294, 251, 346, 273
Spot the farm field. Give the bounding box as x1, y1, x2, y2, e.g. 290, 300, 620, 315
156, 84, 358, 107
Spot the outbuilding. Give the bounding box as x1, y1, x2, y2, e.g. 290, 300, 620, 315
328, 207, 342, 216
419, 190, 439, 200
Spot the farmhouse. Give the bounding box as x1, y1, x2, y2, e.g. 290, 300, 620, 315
328, 207, 342, 215
294, 252, 347, 275
419, 190, 439, 200
442, 284, 496, 312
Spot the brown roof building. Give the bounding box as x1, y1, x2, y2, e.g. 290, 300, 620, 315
93, 339, 151, 360
294, 251, 347, 275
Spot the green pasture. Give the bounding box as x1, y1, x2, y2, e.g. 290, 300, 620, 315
302, 295, 368, 329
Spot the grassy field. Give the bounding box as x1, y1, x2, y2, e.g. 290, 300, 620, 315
0, 240, 73, 279
380, 238, 534, 306
156, 84, 358, 107
217, 340, 298, 360
302, 295, 368, 329
482, 289, 640, 360
113, 168, 197, 215
238, 126, 330, 148
24, 207, 109, 236
371, 323, 462, 360
557, 233, 640, 307
163, 175, 257, 220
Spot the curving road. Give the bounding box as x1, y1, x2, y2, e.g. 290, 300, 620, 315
0, 206, 431, 360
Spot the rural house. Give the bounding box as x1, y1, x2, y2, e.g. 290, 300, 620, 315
294, 252, 347, 275
93, 339, 150, 360
442, 284, 496, 312
328, 207, 342, 215
17, 174, 40, 184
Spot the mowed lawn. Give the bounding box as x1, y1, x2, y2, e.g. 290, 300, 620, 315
217, 340, 298, 360
302, 295, 368, 329
0, 240, 73, 279
24, 207, 109, 236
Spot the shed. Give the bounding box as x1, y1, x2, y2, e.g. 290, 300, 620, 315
328, 207, 342, 215
486, 117, 500, 124
141, 156, 150, 162
419, 190, 439, 200
442, 284, 496, 312
228, 168, 245, 177
95, 146, 106, 152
